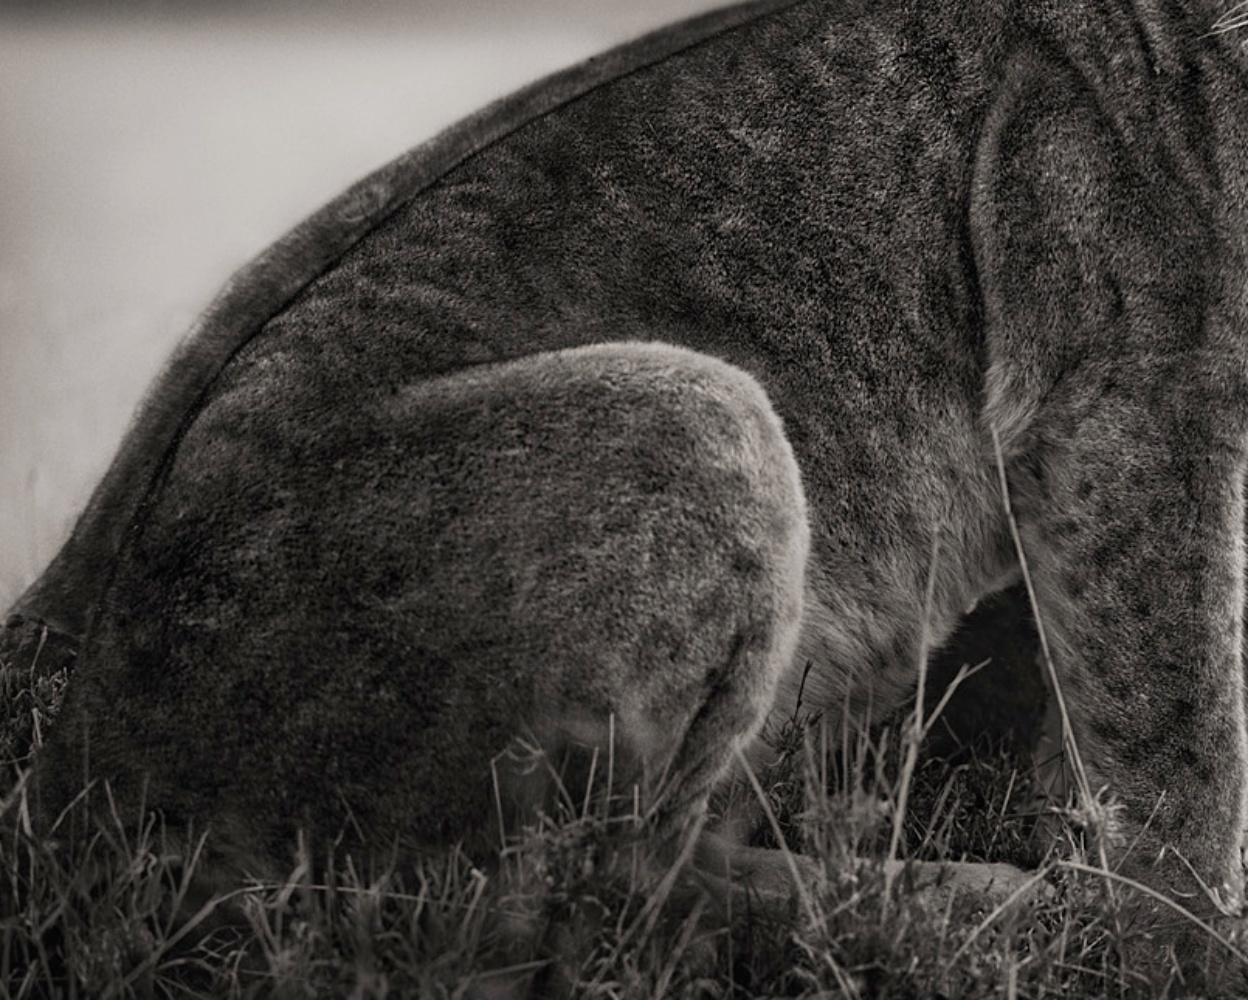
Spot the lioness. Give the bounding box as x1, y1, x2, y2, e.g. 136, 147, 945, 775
6, 0, 1248, 984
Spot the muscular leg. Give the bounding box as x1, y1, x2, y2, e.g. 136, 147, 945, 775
33, 341, 810, 872
1011, 402, 1248, 947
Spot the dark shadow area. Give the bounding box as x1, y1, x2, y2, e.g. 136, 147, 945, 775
924, 583, 1044, 759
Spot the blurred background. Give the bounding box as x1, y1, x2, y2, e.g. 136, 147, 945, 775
0, 0, 725, 609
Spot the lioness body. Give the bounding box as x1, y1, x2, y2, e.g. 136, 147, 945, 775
10, 0, 1248, 966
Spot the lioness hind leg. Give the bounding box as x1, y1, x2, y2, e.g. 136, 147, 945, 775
35, 340, 810, 873
443, 341, 812, 847
511, 342, 812, 845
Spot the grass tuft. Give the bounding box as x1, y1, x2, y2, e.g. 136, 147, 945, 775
3, 615, 1247, 995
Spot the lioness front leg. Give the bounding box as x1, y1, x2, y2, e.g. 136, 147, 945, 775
1013, 409, 1248, 901
973, 54, 1248, 974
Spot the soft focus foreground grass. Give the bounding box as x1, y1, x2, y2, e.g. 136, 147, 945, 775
3, 646, 1242, 999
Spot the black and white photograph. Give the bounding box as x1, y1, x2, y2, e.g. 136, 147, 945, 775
3, 1, 1248, 995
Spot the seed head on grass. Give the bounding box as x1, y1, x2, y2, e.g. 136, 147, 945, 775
1, 617, 74, 794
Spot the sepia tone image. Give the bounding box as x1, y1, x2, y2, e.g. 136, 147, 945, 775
3, 1, 1248, 996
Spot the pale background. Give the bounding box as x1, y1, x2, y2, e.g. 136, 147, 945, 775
0, 1, 725, 609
